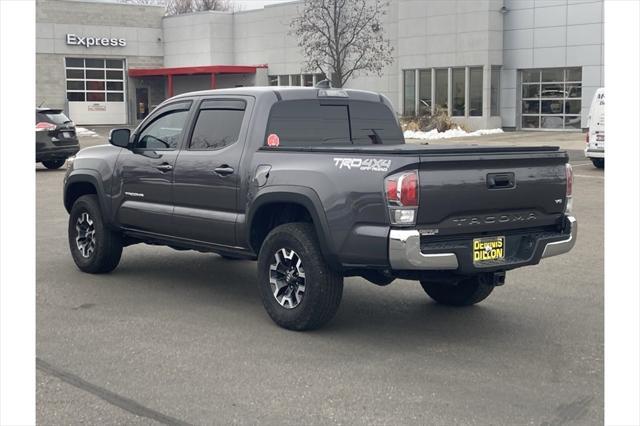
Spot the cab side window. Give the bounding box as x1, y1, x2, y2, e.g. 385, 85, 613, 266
189, 100, 246, 150
136, 102, 191, 150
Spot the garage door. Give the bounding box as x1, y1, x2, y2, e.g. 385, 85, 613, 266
520, 67, 582, 130
65, 57, 127, 125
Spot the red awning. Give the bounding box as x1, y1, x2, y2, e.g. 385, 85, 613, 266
128, 65, 266, 77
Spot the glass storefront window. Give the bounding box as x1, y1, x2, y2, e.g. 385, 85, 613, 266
86, 69, 105, 80
403, 70, 416, 116
469, 67, 482, 117
541, 69, 564, 82
520, 67, 582, 130
85, 59, 105, 68
418, 69, 431, 115
451, 68, 465, 116
565, 67, 582, 82
291, 75, 301, 86
303, 74, 313, 86
434, 68, 448, 111
491, 66, 500, 116
522, 70, 540, 83
268, 75, 278, 86
65, 58, 84, 68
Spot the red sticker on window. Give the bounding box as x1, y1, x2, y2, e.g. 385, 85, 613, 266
267, 133, 280, 147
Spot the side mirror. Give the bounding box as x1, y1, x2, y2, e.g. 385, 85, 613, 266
109, 128, 131, 148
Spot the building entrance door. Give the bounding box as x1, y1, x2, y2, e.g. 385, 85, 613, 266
136, 87, 149, 120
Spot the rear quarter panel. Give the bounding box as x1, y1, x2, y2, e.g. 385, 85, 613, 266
247, 150, 416, 268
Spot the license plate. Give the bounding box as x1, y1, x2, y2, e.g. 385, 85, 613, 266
473, 236, 505, 263
62, 132, 71, 138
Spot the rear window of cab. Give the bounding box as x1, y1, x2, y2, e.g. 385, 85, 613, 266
266, 100, 404, 147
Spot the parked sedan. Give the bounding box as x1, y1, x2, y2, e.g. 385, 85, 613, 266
36, 108, 80, 169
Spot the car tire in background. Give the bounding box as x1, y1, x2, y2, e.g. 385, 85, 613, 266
42, 159, 66, 169
68, 194, 123, 274
420, 275, 495, 306
592, 158, 604, 169
257, 222, 343, 331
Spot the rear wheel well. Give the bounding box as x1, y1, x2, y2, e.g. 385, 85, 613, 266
65, 181, 97, 212
250, 202, 313, 253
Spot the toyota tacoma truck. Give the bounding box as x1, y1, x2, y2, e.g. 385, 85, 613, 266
63, 86, 577, 330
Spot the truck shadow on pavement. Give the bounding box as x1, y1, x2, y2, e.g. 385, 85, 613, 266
105, 250, 538, 348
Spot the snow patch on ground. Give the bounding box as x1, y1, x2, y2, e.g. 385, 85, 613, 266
404, 127, 504, 141
75, 127, 101, 138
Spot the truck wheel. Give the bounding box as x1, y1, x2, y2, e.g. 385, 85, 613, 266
592, 158, 604, 169
68, 195, 122, 274
420, 275, 494, 306
257, 223, 343, 331
42, 159, 65, 169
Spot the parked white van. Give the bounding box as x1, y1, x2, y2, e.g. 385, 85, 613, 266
585, 88, 605, 168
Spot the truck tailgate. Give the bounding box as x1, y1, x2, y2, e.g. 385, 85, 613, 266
416, 149, 568, 236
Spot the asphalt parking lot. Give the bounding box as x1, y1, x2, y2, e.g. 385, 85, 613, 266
36, 131, 603, 425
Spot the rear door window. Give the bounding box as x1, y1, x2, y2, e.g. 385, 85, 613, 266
189, 100, 246, 150
266, 99, 402, 147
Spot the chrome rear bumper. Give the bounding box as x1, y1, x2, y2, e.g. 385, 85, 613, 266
388, 215, 577, 270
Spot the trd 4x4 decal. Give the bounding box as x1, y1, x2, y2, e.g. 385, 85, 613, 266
333, 157, 391, 172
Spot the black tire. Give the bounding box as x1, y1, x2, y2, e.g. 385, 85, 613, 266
257, 223, 343, 331
68, 194, 122, 274
420, 275, 495, 306
592, 158, 604, 169
42, 159, 65, 169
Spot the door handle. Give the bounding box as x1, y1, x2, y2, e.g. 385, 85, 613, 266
213, 165, 234, 176
155, 163, 173, 172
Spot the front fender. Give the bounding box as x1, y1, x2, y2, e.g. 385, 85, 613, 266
64, 170, 113, 226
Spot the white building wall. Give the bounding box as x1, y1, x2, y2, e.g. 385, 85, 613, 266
163, 11, 234, 67
502, 0, 604, 129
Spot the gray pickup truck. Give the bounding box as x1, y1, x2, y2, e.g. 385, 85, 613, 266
63, 86, 576, 330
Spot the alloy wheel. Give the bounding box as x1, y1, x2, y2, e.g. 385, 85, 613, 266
75, 211, 96, 258
269, 248, 306, 309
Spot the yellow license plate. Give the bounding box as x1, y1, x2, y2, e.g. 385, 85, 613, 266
473, 236, 505, 263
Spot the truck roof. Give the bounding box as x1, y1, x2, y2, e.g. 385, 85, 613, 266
171, 86, 385, 103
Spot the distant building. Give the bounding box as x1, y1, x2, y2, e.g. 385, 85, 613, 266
36, 0, 604, 130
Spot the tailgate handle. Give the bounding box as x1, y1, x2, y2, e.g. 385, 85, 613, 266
487, 173, 515, 189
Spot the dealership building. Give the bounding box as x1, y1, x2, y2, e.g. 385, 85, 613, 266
36, 0, 604, 130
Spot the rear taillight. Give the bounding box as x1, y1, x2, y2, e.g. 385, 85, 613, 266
565, 163, 573, 213
36, 122, 56, 132
385, 170, 419, 226
586, 132, 589, 144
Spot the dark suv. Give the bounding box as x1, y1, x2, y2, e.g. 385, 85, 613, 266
36, 108, 80, 169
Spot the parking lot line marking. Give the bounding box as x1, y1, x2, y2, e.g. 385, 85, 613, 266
574, 174, 604, 179
571, 162, 597, 167
36, 358, 193, 426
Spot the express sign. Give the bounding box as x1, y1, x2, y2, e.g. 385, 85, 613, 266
66, 34, 126, 48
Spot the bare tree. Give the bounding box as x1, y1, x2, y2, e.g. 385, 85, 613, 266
195, 0, 233, 11
120, 0, 234, 14
118, 0, 167, 6
165, 0, 194, 15
290, 0, 393, 88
